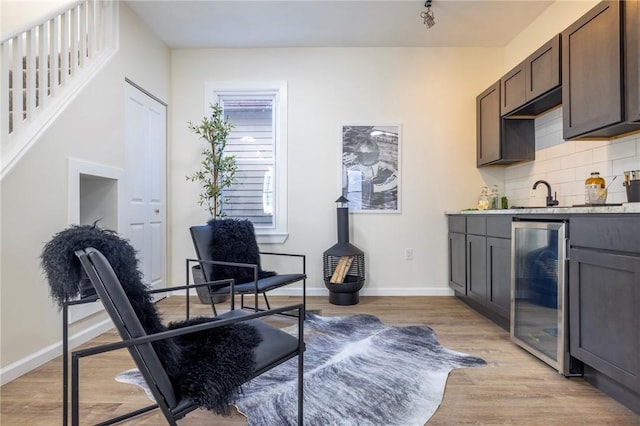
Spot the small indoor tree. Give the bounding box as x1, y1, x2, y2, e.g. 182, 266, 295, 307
186, 103, 237, 218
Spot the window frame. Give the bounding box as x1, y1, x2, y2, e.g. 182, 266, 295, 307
204, 80, 289, 244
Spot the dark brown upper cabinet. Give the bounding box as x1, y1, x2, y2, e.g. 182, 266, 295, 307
501, 35, 562, 117
477, 81, 534, 167
500, 65, 526, 116
477, 82, 501, 165
627, 0, 640, 122
562, 1, 640, 140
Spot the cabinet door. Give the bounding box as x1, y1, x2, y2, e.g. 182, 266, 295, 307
571, 215, 640, 253
467, 234, 487, 302
448, 232, 466, 294
526, 34, 561, 102
501, 64, 526, 116
562, 1, 624, 139
502, 35, 561, 118
627, 0, 640, 122
487, 237, 511, 321
570, 248, 640, 392
486, 215, 512, 239
477, 82, 501, 166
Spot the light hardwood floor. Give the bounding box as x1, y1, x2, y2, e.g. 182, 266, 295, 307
1, 296, 638, 425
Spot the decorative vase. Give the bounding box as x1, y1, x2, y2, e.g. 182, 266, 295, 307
192, 265, 229, 304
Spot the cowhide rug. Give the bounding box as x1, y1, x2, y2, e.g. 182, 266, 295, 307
116, 313, 486, 425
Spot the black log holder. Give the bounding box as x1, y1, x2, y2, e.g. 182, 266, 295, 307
323, 196, 365, 305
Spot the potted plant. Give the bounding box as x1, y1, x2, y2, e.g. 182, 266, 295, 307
187, 103, 237, 303
186, 103, 237, 218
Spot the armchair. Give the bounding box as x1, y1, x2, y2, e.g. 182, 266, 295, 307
40, 225, 304, 425
189, 220, 306, 315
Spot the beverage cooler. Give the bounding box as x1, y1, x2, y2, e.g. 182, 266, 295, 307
510, 219, 580, 376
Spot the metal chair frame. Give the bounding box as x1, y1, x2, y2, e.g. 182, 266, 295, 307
62, 248, 304, 425
189, 224, 307, 316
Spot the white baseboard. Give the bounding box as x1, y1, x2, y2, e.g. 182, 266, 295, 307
360, 287, 455, 296
0, 318, 113, 386
266, 287, 455, 297
170, 287, 454, 297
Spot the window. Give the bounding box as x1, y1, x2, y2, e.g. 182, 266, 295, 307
205, 81, 288, 243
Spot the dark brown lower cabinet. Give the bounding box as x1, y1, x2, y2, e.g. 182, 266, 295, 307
467, 233, 487, 302
448, 231, 466, 294
468, 234, 511, 321
446, 213, 640, 413
569, 248, 640, 394
447, 214, 511, 330
486, 236, 511, 320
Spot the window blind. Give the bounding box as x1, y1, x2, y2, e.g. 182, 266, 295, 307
221, 97, 275, 226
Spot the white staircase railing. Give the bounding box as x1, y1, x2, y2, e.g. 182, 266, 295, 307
1, 0, 118, 180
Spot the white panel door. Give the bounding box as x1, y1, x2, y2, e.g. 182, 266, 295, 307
124, 82, 166, 292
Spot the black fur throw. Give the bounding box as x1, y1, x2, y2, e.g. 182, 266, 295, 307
207, 219, 276, 284
41, 224, 262, 415
167, 317, 262, 414
41, 224, 141, 306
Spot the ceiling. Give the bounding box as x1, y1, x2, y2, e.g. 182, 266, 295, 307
125, 0, 555, 49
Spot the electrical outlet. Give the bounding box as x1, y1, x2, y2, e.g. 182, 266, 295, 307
404, 248, 413, 260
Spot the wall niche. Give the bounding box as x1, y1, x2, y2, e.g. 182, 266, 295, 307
67, 158, 124, 322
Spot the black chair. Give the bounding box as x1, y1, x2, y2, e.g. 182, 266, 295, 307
190, 222, 306, 315
68, 247, 304, 426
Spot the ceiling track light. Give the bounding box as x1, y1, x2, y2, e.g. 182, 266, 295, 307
421, 0, 436, 29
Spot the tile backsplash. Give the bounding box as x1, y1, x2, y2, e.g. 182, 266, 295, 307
505, 107, 640, 207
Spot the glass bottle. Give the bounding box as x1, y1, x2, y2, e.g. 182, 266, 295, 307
585, 172, 605, 203
477, 186, 489, 210
489, 185, 500, 209
501, 196, 509, 209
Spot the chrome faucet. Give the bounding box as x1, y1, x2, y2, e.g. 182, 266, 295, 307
532, 180, 559, 207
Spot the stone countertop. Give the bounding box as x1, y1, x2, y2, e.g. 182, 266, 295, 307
446, 203, 640, 215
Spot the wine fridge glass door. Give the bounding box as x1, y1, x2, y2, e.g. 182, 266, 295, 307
510, 220, 568, 375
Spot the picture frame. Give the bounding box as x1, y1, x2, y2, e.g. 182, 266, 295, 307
340, 124, 401, 213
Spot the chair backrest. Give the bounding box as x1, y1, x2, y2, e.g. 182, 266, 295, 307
190, 224, 215, 281
191, 220, 270, 287
75, 247, 179, 410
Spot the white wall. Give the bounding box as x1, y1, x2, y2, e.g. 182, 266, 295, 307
503, 1, 599, 71
169, 1, 602, 298
1, 0, 72, 38
0, 3, 170, 378
171, 47, 503, 296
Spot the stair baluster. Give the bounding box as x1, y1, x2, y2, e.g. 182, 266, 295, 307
1, 0, 118, 179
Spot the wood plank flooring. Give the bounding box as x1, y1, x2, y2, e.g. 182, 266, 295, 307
1, 296, 638, 425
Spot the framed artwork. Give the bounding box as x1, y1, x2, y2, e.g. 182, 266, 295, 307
341, 124, 401, 213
